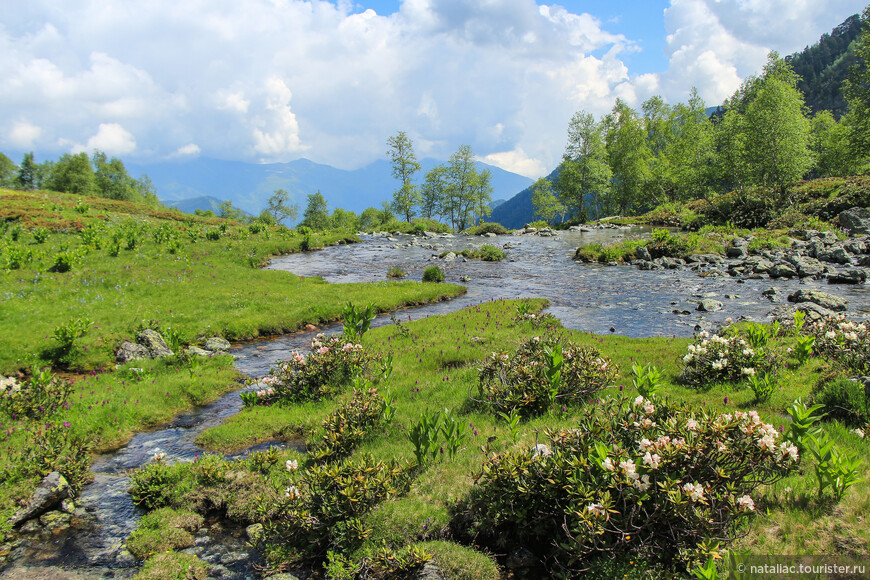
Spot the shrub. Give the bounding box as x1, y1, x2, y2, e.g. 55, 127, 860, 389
241, 335, 373, 406
130, 460, 193, 511
679, 329, 777, 387
451, 394, 798, 576
476, 335, 617, 417
422, 265, 445, 283
806, 315, 870, 375
49, 317, 93, 365
5, 421, 94, 493
0, 367, 73, 420
812, 376, 870, 427
467, 222, 508, 236
386, 266, 407, 278
49, 249, 81, 273
476, 245, 505, 262
262, 455, 414, 565
126, 507, 203, 559
310, 386, 386, 464
342, 302, 376, 340
646, 228, 696, 259
32, 227, 50, 243
3, 246, 34, 270
205, 229, 221, 241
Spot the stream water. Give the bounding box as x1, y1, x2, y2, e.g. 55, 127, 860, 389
3, 229, 869, 578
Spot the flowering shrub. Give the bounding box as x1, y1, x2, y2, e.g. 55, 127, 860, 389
263, 455, 414, 565
806, 315, 870, 374
0, 368, 72, 420
811, 376, 870, 427
310, 386, 386, 464
242, 334, 373, 406
679, 330, 777, 387
452, 394, 797, 576
476, 335, 617, 417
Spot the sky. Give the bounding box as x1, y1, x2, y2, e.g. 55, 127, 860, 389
1, 0, 866, 179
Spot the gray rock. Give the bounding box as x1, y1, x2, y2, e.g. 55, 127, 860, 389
697, 299, 723, 312
828, 247, 852, 264
442, 252, 456, 262
39, 510, 72, 533
839, 207, 870, 235
768, 263, 798, 278
185, 346, 212, 357
60, 498, 76, 514
137, 329, 173, 358
246, 523, 265, 544
752, 258, 774, 273
417, 563, 446, 580
115, 341, 149, 363
845, 239, 867, 255
828, 268, 867, 284
726, 245, 748, 259
483, 232, 497, 237
265, 575, 302, 580
769, 302, 836, 325
204, 337, 231, 352
635, 245, 651, 261
789, 255, 826, 278
9, 472, 71, 527
788, 289, 848, 312
762, 287, 778, 297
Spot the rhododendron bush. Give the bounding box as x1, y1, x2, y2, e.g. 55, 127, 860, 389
807, 314, 870, 375
679, 329, 777, 386
242, 334, 374, 406
453, 394, 797, 575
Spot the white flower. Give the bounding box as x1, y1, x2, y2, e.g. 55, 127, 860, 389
587, 502, 605, 517
683, 482, 704, 501
757, 434, 777, 453
285, 485, 301, 500
602, 458, 615, 471
638, 438, 653, 451
717, 442, 727, 453
742, 367, 756, 376
742, 348, 754, 357
686, 419, 698, 431
152, 452, 166, 462
736, 495, 755, 511
825, 331, 837, 339
634, 395, 645, 407
643, 452, 661, 469
853, 428, 866, 439
643, 402, 655, 415
633, 474, 652, 491
620, 460, 637, 479
779, 442, 799, 462
285, 459, 298, 471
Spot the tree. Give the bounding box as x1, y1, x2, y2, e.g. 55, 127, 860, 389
331, 207, 359, 232
811, 110, 858, 177
219, 200, 248, 222
300, 191, 330, 230
15, 152, 38, 190
531, 178, 565, 225
844, 5, 870, 156
387, 131, 421, 222
557, 111, 611, 221
420, 165, 448, 220
445, 145, 477, 230
0, 153, 17, 188
93, 151, 136, 201
743, 52, 813, 194
359, 207, 381, 231
264, 189, 299, 226
669, 88, 715, 201
470, 168, 493, 225
46, 153, 96, 196
604, 99, 651, 215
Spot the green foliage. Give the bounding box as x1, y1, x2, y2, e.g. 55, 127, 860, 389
409, 409, 444, 466
32, 227, 50, 243
453, 394, 798, 576
50, 317, 93, 365
794, 335, 816, 365
783, 398, 826, 454
0, 367, 73, 420
126, 507, 203, 559
49, 249, 81, 273
811, 376, 870, 427
264, 189, 299, 226
134, 551, 208, 580
806, 315, 870, 374
129, 460, 192, 511
466, 222, 507, 235
422, 265, 444, 283
4, 421, 94, 494
646, 228, 697, 259
476, 334, 617, 417
262, 455, 414, 565
300, 191, 331, 230
242, 335, 373, 406
387, 131, 422, 223
808, 433, 863, 501
310, 386, 386, 464
204, 229, 221, 241
342, 302, 376, 340
632, 363, 664, 398
386, 266, 407, 278
679, 328, 778, 387
746, 371, 776, 403
531, 177, 565, 225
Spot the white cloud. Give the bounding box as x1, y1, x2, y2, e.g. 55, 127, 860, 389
0, 0, 864, 178
174, 143, 200, 157
77, 123, 137, 155
7, 121, 43, 149
482, 147, 546, 179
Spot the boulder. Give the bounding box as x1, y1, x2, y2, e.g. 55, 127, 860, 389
788, 289, 848, 312
204, 337, 231, 352
39, 510, 72, 534
768, 263, 798, 278
115, 341, 149, 363
726, 245, 748, 259
788, 255, 826, 278
635, 246, 652, 261
697, 299, 723, 312
185, 346, 212, 357
769, 302, 836, 325
9, 472, 71, 527
442, 252, 456, 262
839, 207, 870, 235
752, 258, 774, 274
828, 268, 867, 284
137, 329, 173, 358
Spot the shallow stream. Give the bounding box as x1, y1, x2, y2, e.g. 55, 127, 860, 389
4, 228, 869, 578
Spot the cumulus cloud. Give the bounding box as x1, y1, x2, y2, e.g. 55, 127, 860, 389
0, 0, 865, 177
481, 147, 546, 179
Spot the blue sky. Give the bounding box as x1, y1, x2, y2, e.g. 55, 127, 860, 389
1, 0, 865, 178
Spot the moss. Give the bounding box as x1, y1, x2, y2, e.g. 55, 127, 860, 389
419, 541, 500, 580
126, 507, 203, 560
133, 551, 208, 580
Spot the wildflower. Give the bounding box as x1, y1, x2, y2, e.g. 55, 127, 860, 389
682, 482, 704, 501
757, 434, 777, 453
634, 395, 645, 407
643, 402, 655, 415
285, 459, 298, 471
853, 428, 866, 439
736, 495, 755, 511
825, 331, 836, 339
587, 502, 605, 517
638, 438, 653, 451
686, 419, 698, 431
779, 442, 799, 462
153, 452, 166, 462
318, 346, 329, 355
741, 367, 756, 376
285, 486, 301, 500
619, 460, 638, 479
602, 457, 615, 472
633, 474, 651, 492
642, 452, 661, 469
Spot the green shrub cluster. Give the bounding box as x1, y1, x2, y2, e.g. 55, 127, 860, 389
422, 265, 444, 282
476, 334, 617, 417
812, 376, 870, 427
0, 367, 72, 420
310, 386, 386, 463
679, 327, 779, 387
241, 335, 374, 406
452, 394, 798, 576
466, 222, 508, 236
126, 507, 203, 559
806, 315, 870, 375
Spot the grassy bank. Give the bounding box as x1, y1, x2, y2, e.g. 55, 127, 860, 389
0, 188, 464, 547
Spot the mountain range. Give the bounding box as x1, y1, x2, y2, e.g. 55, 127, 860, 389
129, 157, 533, 221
